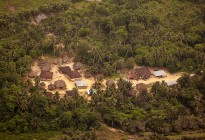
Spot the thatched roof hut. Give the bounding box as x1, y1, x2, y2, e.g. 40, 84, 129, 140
41, 63, 51, 72
40, 71, 53, 81
136, 83, 147, 92
38, 59, 47, 68
73, 62, 83, 70
106, 80, 115, 87
62, 55, 70, 64
48, 84, 55, 90
84, 71, 92, 78
135, 68, 152, 79
54, 80, 66, 89
59, 66, 82, 80
66, 90, 75, 97
40, 82, 46, 90
28, 71, 38, 78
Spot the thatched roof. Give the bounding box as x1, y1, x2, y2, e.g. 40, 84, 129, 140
136, 83, 147, 92
135, 68, 152, 79
73, 62, 83, 70
84, 71, 92, 78
48, 84, 55, 90
28, 71, 38, 78
54, 80, 66, 89
40, 82, 46, 90
38, 59, 47, 68
66, 90, 75, 96
41, 63, 51, 72
40, 71, 53, 80
59, 66, 81, 79
106, 80, 115, 87
62, 55, 70, 64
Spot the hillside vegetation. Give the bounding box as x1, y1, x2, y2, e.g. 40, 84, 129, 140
0, 0, 205, 139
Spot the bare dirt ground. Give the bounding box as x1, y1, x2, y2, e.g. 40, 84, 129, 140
30, 57, 183, 98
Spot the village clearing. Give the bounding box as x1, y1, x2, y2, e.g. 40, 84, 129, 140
30, 56, 183, 99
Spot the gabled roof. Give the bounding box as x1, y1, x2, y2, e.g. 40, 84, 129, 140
135, 68, 152, 79
153, 70, 166, 77
59, 66, 81, 79
40, 71, 53, 80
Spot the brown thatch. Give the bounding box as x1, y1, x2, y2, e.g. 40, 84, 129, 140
73, 62, 83, 70
59, 66, 81, 80
48, 84, 55, 90
41, 63, 51, 72
135, 68, 152, 79
38, 59, 47, 68
127, 70, 137, 80
84, 71, 92, 78
54, 80, 66, 89
28, 71, 38, 78
136, 83, 147, 92
40, 71, 53, 80
66, 90, 75, 97
40, 82, 46, 90
106, 80, 115, 87
62, 55, 70, 64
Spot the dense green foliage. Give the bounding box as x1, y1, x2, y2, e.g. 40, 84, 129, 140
0, 0, 205, 139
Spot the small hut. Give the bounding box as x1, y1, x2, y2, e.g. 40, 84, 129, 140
28, 71, 38, 78
84, 71, 92, 78
40, 71, 53, 81
135, 68, 152, 80
66, 90, 75, 97
40, 82, 46, 90
73, 62, 83, 70
54, 80, 66, 89
38, 59, 47, 68
48, 84, 55, 90
62, 55, 70, 64
106, 80, 115, 87
41, 63, 51, 72
136, 83, 147, 92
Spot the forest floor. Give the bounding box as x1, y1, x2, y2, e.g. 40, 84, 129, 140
30, 56, 183, 98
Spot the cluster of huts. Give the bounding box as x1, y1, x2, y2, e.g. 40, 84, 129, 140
28, 57, 89, 95
127, 67, 177, 87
